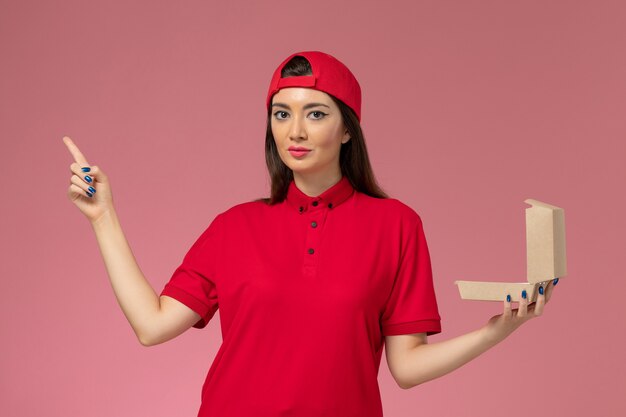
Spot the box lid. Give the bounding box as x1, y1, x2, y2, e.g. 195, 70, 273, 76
525, 199, 567, 283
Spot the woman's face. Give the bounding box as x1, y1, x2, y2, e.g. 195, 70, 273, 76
271, 87, 350, 182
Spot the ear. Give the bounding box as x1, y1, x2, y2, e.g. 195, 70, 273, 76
342, 129, 351, 144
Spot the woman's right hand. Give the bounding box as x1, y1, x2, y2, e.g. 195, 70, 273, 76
63, 136, 115, 224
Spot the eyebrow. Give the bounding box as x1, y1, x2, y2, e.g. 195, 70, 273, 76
271, 102, 331, 110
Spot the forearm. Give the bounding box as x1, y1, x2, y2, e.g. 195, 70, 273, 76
90, 209, 159, 344
401, 325, 500, 389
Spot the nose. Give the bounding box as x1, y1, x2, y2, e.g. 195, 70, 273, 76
288, 113, 307, 141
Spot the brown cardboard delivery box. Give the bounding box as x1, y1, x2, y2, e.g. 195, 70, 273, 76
455, 199, 567, 302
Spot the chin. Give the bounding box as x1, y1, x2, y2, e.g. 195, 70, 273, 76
288, 165, 310, 174
282, 157, 312, 172
287, 164, 317, 175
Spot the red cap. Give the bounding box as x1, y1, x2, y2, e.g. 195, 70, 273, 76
266, 51, 362, 121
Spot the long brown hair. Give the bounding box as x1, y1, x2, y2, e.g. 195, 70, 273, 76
254, 55, 388, 204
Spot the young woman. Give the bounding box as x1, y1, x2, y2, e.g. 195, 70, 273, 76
64, 50, 558, 417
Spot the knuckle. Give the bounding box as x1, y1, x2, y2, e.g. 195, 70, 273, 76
71, 175, 85, 187
91, 166, 103, 177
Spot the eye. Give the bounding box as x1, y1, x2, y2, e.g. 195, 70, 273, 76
273, 111, 288, 120
310, 111, 327, 120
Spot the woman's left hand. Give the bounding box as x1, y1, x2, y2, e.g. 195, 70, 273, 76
483, 278, 559, 344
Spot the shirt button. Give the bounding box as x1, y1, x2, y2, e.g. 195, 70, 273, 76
328, 203, 333, 208
312, 201, 318, 207
299, 206, 304, 213
308, 248, 315, 254
311, 221, 317, 228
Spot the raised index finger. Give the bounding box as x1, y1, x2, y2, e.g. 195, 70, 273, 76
62, 136, 90, 167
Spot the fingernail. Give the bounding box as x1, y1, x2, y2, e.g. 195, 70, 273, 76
81, 167, 91, 172
84, 175, 92, 183
88, 186, 96, 194
522, 290, 527, 299
539, 286, 544, 295
506, 294, 511, 302
86, 191, 93, 197
553, 278, 559, 286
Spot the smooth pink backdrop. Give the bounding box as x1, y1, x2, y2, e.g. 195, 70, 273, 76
1, 1, 624, 416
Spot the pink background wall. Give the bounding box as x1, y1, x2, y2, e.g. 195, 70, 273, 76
1, 1, 624, 416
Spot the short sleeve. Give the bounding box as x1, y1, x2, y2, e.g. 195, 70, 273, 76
159, 214, 223, 329
381, 212, 442, 336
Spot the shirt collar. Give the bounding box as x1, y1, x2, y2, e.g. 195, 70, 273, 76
286, 175, 355, 213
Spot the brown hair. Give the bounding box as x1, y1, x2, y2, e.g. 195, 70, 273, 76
254, 55, 388, 204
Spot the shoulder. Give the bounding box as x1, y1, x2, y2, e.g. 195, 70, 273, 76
187, 201, 268, 247
226, 199, 269, 213
357, 193, 424, 226
215, 199, 270, 222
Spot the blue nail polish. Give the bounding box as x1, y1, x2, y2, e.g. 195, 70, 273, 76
88, 186, 96, 193
539, 286, 544, 295
506, 294, 511, 302
84, 175, 92, 183
553, 278, 559, 285
86, 191, 93, 197
81, 167, 91, 172
522, 290, 527, 299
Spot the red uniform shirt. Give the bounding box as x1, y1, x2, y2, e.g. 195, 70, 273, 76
160, 175, 442, 417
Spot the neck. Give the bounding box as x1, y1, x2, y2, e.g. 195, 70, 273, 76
293, 170, 342, 197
